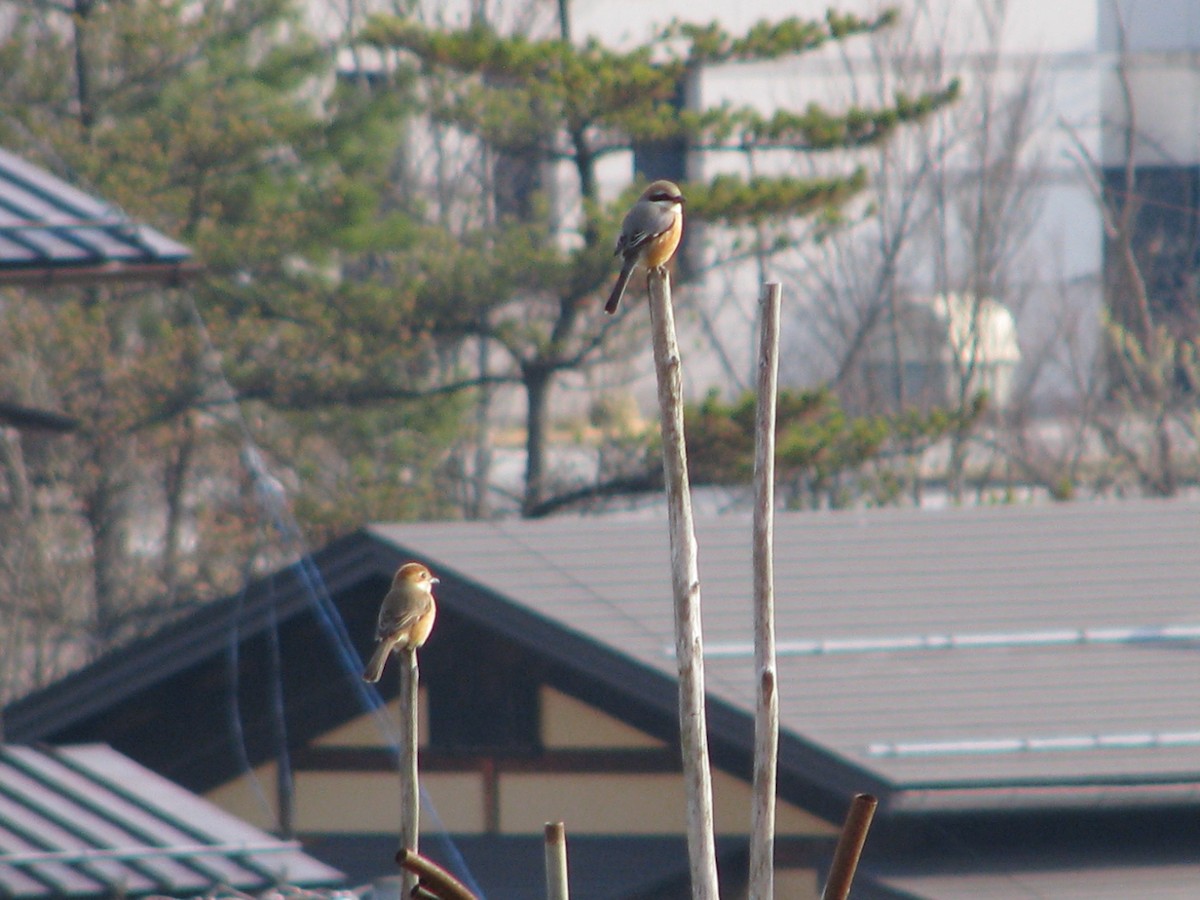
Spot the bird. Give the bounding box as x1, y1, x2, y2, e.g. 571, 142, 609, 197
361, 562, 439, 683
605, 179, 686, 314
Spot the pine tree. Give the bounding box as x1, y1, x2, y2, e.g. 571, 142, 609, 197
360, 6, 959, 514
0, 0, 462, 685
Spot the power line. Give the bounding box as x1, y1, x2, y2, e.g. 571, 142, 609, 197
184, 295, 485, 898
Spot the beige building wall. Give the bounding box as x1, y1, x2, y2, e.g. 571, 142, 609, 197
541, 686, 666, 749
206, 762, 279, 832
311, 690, 431, 748
204, 683, 831, 898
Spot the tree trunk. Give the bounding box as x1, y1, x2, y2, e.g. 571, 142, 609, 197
161, 415, 195, 601
522, 364, 552, 517
85, 452, 130, 652
72, 0, 96, 132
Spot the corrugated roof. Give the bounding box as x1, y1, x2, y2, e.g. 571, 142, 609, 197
869, 861, 1200, 899
0, 744, 342, 898
368, 496, 1200, 810
3, 499, 1198, 898
0, 148, 197, 286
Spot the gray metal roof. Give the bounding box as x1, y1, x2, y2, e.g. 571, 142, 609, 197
369, 496, 1200, 810
4, 499, 1197, 899
0, 743, 342, 897
870, 861, 1200, 899
0, 148, 197, 286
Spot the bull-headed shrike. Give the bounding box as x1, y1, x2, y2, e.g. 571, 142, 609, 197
362, 562, 438, 683
605, 180, 685, 314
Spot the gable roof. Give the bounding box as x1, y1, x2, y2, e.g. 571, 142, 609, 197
0, 148, 198, 287
7, 497, 1197, 824
3, 530, 388, 794
367, 496, 1200, 813
0, 743, 341, 897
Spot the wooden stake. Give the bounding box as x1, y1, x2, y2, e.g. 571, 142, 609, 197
544, 822, 569, 900
647, 268, 720, 900
821, 793, 878, 900
399, 648, 420, 896
749, 282, 782, 899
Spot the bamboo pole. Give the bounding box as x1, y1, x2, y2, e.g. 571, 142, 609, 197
544, 822, 569, 900
821, 793, 878, 900
399, 648, 420, 896
749, 282, 782, 899
647, 268, 720, 900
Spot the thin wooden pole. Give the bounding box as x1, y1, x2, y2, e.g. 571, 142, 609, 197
399, 648, 420, 896
821, 793, 878, 900
749, 282, 782, 899
544, 822, 569, 900
647, 268, 720, 900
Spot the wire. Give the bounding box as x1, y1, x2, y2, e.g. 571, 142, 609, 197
265, 596, 294, 837
183, 295, 484, 897
224, 578, 275, 826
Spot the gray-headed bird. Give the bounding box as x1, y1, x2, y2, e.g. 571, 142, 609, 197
606, 179, 685, 314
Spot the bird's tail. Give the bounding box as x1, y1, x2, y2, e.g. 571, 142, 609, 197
362, 643, 391, 683
605, 259, 636, 315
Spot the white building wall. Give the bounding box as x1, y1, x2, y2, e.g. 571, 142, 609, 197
310, 1, 1199, 417
567, 0, 1116, 408
1097, 0, 1200, 167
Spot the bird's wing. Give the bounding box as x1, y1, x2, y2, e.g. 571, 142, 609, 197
376, 594, 433, 639
617, 204, 675, 254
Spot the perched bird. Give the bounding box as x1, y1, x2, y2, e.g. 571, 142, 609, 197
605, 179, 686, 314
362, 562, 439, 683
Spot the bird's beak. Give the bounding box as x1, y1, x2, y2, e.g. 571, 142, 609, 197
430, 577, 441, 584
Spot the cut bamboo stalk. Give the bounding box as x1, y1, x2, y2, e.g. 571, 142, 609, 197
647, 268, 720, 899
399, 648, 420, 896
821, 793, 878, 900
544, 822, 569, 900
749, 282, 782, 900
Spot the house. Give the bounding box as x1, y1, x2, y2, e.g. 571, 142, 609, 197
5, 497, 1200, 898
0, 743, 342, 898
0, 145, 201, 704
0, 146, 198, 288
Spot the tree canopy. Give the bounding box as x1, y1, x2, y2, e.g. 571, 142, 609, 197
358, 7, 959, 514
0, 0, 965, 696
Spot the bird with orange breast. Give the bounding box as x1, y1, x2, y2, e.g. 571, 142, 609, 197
605, 179, 686, 315
362, 562, 439, 683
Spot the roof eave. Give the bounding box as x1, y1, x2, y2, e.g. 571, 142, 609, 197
0, 259, 204, 288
